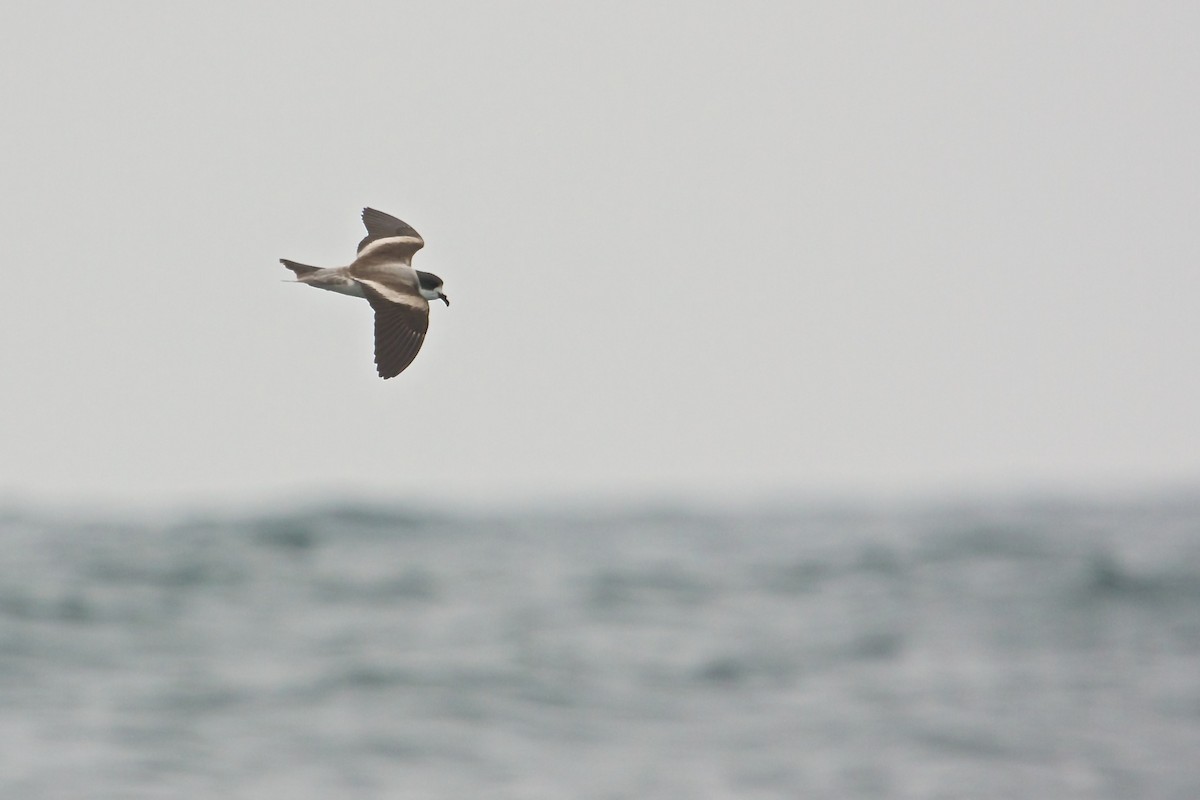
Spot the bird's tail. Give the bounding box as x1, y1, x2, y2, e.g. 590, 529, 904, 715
280, 259, 321, 277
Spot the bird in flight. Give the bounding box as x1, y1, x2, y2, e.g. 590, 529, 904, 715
281, 208, 449, 379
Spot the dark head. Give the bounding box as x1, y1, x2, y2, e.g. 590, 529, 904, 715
416, 270, 449, 306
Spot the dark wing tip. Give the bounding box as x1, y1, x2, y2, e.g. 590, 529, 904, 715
373, 320, 427, 379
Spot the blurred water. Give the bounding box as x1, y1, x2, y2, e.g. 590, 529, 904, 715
1, 497, 1199, 799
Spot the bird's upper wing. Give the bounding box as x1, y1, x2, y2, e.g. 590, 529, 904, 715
353, 279, 430, 379
358, 208, 425, 257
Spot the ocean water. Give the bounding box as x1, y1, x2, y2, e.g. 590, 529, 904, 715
1, 497, 1199, 799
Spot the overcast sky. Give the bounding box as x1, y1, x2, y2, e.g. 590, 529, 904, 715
1, 2, 1197, 511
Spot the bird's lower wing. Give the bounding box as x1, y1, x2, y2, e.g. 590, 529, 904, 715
355, 281, 430, 379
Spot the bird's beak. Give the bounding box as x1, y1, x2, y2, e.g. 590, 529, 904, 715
439, 293, 450, 306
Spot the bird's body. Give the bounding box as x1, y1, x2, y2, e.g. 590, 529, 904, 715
281, 209, 449, 379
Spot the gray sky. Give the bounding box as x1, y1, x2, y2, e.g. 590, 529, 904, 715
2, 2, 1197, 510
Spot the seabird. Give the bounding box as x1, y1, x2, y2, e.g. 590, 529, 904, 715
281, 208, 449, 379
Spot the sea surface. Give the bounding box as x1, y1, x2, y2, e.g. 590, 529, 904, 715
1, 495, 1199, 799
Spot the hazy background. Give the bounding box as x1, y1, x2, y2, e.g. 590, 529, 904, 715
4, 7, 1200, 796
2, 2, 1197, 511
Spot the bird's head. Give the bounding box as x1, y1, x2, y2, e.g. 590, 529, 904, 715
416, 270, 450, 306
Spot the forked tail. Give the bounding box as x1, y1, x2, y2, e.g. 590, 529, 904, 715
280, 259, 321, 277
